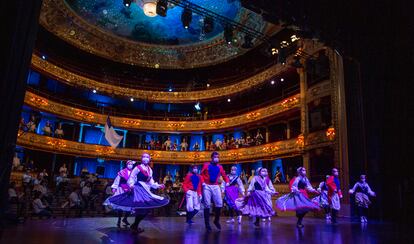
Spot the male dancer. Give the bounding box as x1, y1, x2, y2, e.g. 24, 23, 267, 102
327, 168, 343, 224
183, 165, 203, 224
201, 151, 229, 231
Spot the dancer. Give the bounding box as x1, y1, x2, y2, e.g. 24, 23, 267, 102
263, 169, 277, 222
236, 167, 277, 227
276, 167, 319, 228
222, 166, 245, 224
312, 175, 331, 221
201, 151, 229, 231
326, 168, 342, 224
182, 165, 203, 224
110, 160, 135, 228
105, 153, 169, 233
349, 175, 376, 223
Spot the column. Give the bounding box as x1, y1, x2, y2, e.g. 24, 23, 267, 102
286, 121, 291, 139
265, 127, 270, 143
298, 62, 310, 173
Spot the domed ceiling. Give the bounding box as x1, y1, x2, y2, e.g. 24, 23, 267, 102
65, 0, 239, 45
39, 0, 281, 69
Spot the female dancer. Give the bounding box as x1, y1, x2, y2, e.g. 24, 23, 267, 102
276, 167, 319, 228
349, 175, 376, 223
236, 167, 277, 227
223, 166, 245, 224
105, 153, 169, 233
110, 160, 135, 227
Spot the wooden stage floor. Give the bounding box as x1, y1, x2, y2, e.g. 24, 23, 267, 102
0, 216, 410, 243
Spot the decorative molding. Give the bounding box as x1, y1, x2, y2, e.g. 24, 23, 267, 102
16, 131, 334, 164
24, 91, 300, 132
31, 54, 294, 103
39, 0, 274, 69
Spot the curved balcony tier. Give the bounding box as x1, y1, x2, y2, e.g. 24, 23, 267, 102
16, 130, 334, 164
24, 91, 300, 132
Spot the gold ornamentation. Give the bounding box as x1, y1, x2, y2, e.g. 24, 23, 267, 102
281, 97, 299, 108
246, 112, 261, 120
296, 134, 305, 148
24, 91, 300, 132
31, 54, 293, 103
16, 132, 333, 164
29, 96, 48, 106
326, 127, 336, 141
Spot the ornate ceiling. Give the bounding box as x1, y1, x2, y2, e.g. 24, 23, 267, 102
39, 0, 280, 69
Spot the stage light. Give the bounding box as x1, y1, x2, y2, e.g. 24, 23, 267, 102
227, 98, 231, 102
194, 102, 201, 111
271, 48, 278, 56
280, 78, 284, 82
224, 25, 233, 44
290, 35, 300, 42
271, 80, 275, 85
123, 0, 132, 7
168, 88, 173, 92
41, 55, 46, 60
130, 98, 134, 102
203, 17, 214, 34
92, 89, 97, 93
181, 8, 192, 29
206, 83, 210, 88
156, 0, 168, 17
241, 35, 253, 49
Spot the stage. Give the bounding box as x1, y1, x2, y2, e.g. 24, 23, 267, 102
0, 216, 410, 243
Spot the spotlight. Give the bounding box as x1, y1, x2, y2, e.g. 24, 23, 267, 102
168, 88, 173, 92
224, 25, 233, 44
280, 78, 284, 82
156, 0, 168, 17
181, 8, 192, 29
92, 89, 97, 93
290, 35, 300, 42
41, 55, 46, 60
203, 17, 214, 34
271, 48, 278, 56
130, 98, 134, 102
271, 80, 275, 85
227, 98, 231, 102
194, 102, 201, 111
206, 83, 210, 88
241, 35, 253, 49
123, 0, 132, 7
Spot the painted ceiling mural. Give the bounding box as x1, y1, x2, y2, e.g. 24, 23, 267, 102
65, 0, 240, 45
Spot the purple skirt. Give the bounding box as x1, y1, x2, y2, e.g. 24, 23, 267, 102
225, 186, 239, 210
235, 190, 274, 218
104, 183, 169, 212
276, 192, 319, 212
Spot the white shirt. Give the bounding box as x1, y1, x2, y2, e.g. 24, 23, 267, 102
8, 188, 17, 198
82, 186, 91, 196
32, 198, 46, 213
55, 128, 64, 135
69, 192, 81, 207
22, 174, 32, 183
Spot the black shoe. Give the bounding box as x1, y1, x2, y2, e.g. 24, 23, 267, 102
254, 219, 260, 227
130, 223, 137, 231
213, 207, 222, 230
204, 208, 212, 231
117, 220, 121, 228
122, 218, 130, 226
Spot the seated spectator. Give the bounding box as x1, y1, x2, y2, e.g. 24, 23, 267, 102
32, 191, 52, 219
82, 182, 93, 210
164, 137, 172, 151
42, 121, 52, 136
215, 138, 222, 150
193, 141, 200, 151
26, 159, 35, 171
155, 140, 161, 150
59, 163, 68, 177
180, 139, 188, 151
22, 169, 33, 192
69, 188, 83, 217
19, 117, 27, 131
255, 130, 264, 145
26, 115, 37, 133
55, 123, 64, 138
38, 169, 49, 182
12, 152, 21, 171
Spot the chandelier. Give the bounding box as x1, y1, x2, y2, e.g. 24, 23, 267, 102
138, 0, 158, 17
